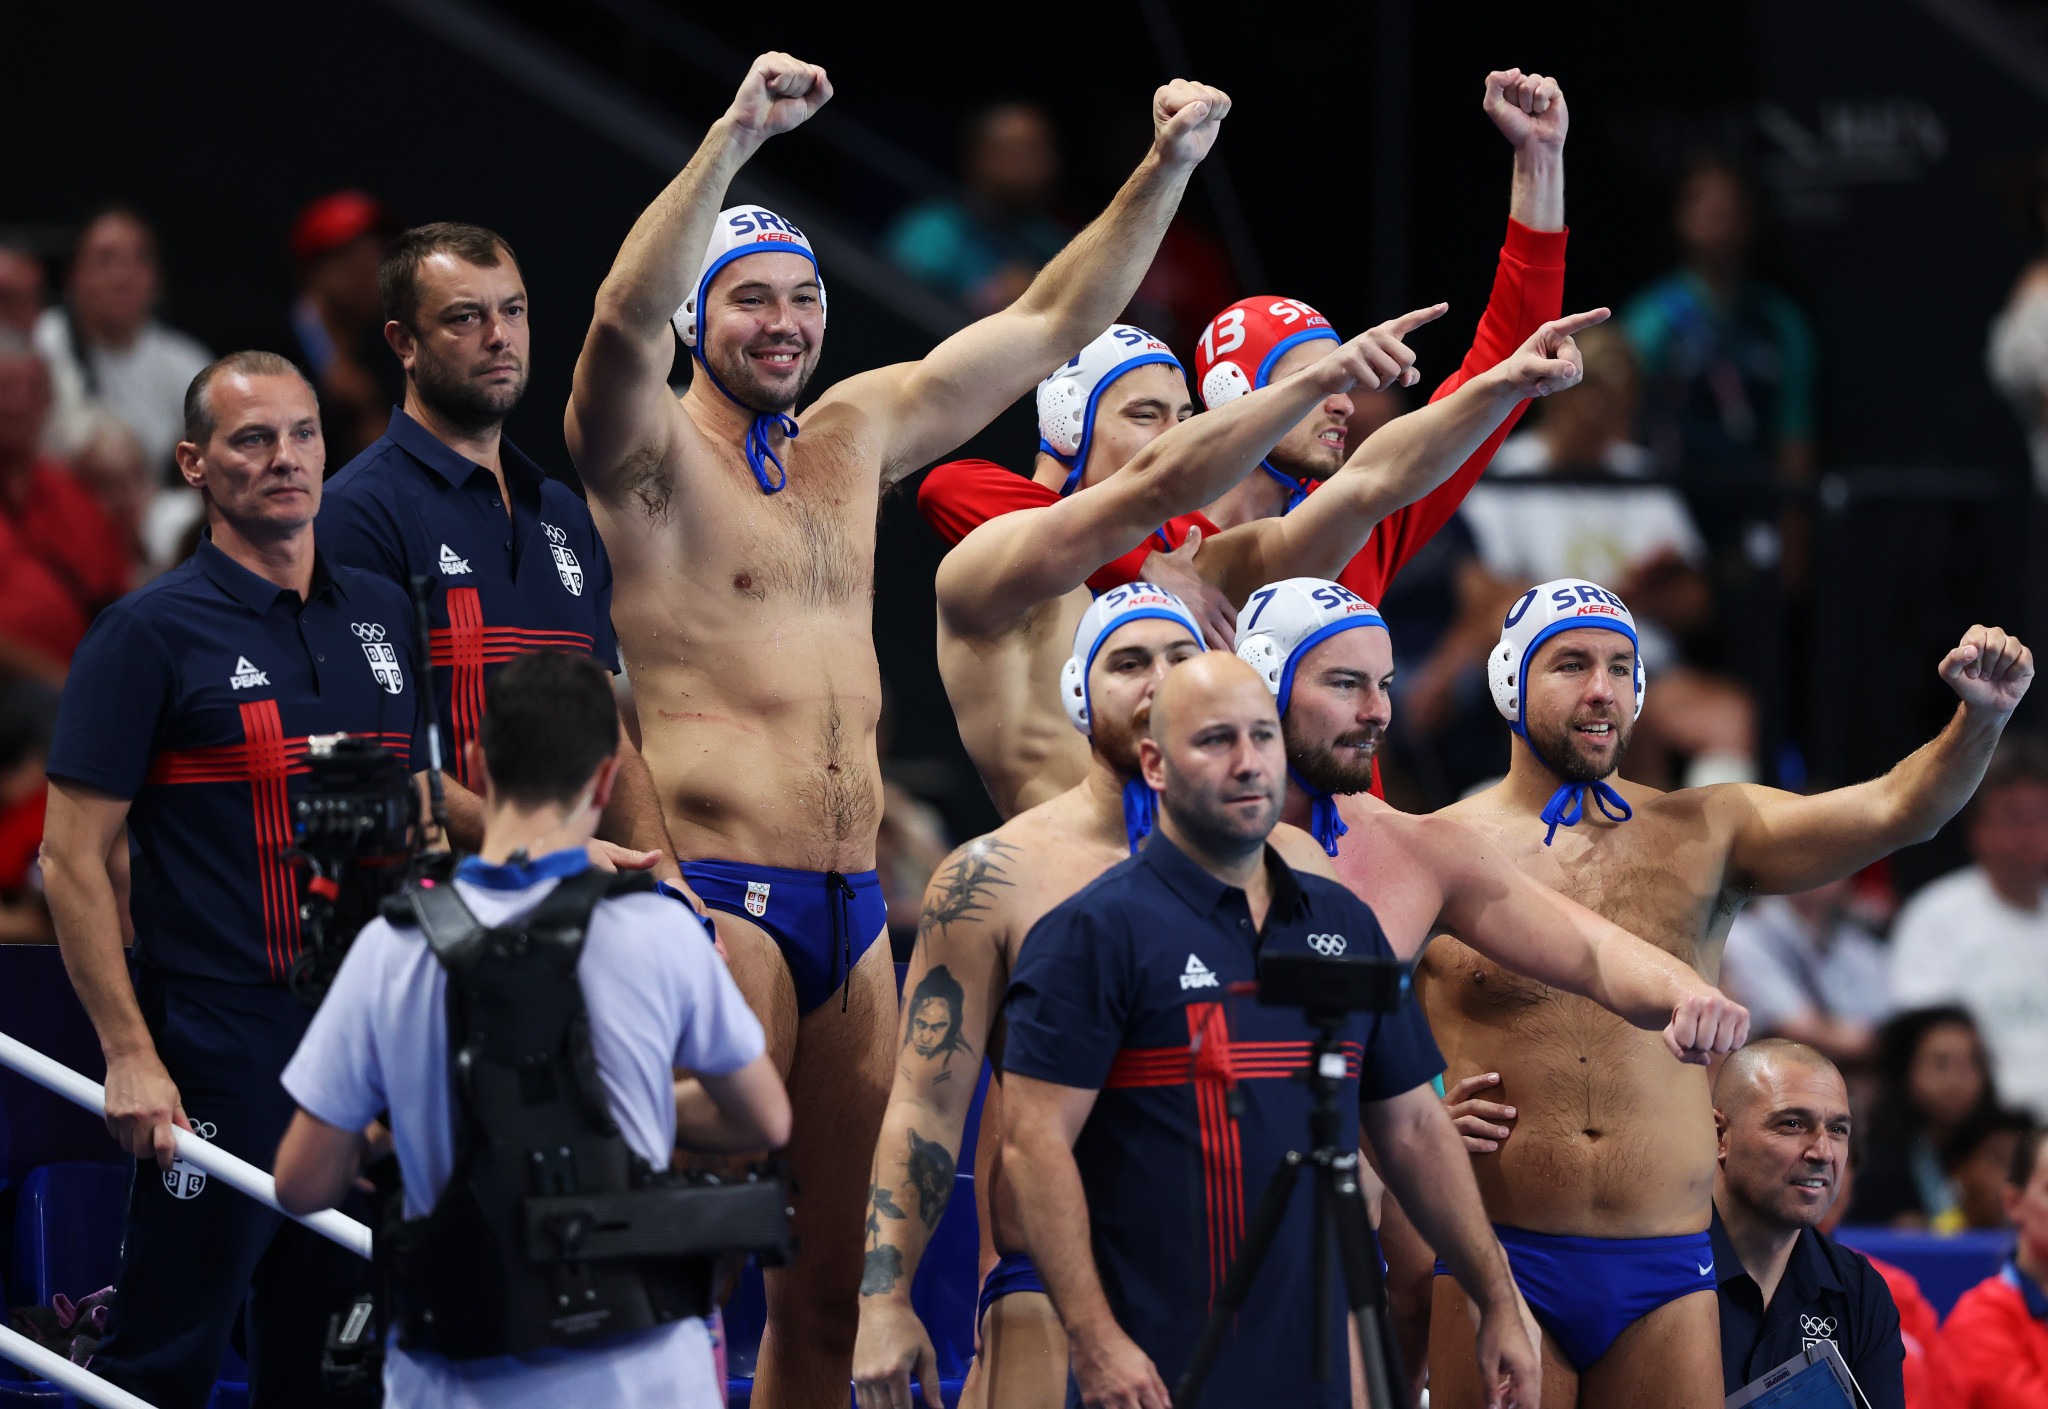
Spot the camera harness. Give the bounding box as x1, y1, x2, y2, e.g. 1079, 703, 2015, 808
378, 866, 787, 1360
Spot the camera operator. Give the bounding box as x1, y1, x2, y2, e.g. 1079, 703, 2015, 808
38, 351, 434, 1407
273, 649, 789, 1407
999, 653, 1539, 1409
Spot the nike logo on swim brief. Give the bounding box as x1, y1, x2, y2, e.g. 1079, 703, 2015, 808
1697, 1261, 1713, 1276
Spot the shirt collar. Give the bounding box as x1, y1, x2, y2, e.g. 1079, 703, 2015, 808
194, 533, 341, 612
1138, 828, 1308, 927
2005, 1259, 2048, 1321
384, 405, 545, 498
455, 847, 592, 892
1707, 1205, 1844, 1297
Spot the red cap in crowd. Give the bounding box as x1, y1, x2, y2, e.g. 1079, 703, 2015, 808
289, 190, 400, 271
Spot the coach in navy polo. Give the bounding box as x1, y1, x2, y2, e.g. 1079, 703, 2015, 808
321, 222, 678, 873
40, 351, 432, 1407
1000, 654, 1537, 1409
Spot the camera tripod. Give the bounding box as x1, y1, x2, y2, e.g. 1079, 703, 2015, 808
1173, 1011, 1406, 1409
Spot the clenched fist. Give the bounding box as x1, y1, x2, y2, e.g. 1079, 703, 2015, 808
1940, 625, 2034, 717
1664, 989, 1750, 1066
1485, 67, 1567, 152
727, 52, 832, 140
1151, 79, 1232, 169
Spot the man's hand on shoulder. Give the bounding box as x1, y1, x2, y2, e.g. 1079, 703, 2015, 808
1484, 68, 1567, 154
1939, 624, 2034, 717
726, 53, 832, 143
1150, 79, 1232, 170
1141, 528, 1235, 649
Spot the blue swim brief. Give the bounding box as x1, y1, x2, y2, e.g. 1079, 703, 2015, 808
1433, 1224, 1716, 1370
977, 1252, 1048, 1329
682, 860, 886, 1015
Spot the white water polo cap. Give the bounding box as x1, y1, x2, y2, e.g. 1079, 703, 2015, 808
1037, 325, 1183, 497
1060, 581, 1207, 735
671, 205, 827, 349
1488, 579, 1646, 737
1234, 578, 1389, 717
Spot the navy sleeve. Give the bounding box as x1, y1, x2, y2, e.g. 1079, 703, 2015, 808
1848, 1255, 1907, 1409
46, 605, 175, 799
1003, 898, 1131, 1091
585, 514, 622, 673
319, 471, 410, 585
1342, 892, 1444, 1101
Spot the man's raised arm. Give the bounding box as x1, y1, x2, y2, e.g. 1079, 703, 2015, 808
1198, 309, 1608, 603
567, 51, 832, 490
1423, 815, 1750, 1064
840, 82, 1230, 482
1727, 625, 2034, 895
936, 312, 1445, 638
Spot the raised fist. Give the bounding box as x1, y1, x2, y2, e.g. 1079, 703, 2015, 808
1316, 303, 1449, 394
728, 52, 833, 139
1493, 307, 1610, 400
1940, 625, 2035, 716
1484, 68, 1567, 153
1664, 990, 1750, 1066
1152, 79, 1232, 168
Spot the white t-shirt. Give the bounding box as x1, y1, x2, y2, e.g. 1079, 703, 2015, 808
1888, 865, 2048, 1120
282, 852, 766, 1409
1720, 896, 1892, 1037
34, 307, 211, 473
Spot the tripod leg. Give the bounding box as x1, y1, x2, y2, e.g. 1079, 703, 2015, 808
1171, 1152, 1304, 1409
1329, 1154, 1406, 1409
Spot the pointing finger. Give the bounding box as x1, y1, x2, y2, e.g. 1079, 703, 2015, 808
1545, 307, 1612, 342
1386, 302, 1450, 336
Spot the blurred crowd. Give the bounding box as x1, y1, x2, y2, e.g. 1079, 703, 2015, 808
6, 110, 2048, 1280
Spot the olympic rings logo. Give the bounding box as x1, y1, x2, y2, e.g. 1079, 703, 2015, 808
1800, 1315, 1836, 1339
543, 522, 569, 545
351, 622, 387, 642
1307, 933, 1347, 956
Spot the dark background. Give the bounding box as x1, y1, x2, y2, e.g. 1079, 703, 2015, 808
12, 0, 2048, 887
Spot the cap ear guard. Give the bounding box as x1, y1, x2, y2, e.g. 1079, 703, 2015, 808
1037, 374, 1088, 459
1235, 633, 1285, 694
1201, 360, 1253, 410
1060, 655, 1091, 733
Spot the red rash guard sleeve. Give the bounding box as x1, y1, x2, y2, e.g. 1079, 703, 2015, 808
917, 459, 1059, 546
1337, 218, 1568, 604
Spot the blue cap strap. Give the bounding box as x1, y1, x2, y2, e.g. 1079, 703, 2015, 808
1122, 777, 1159, 854
1537, 779, 1634, 846
1287, 765, 1350, 857
1260, 462, 1309, 514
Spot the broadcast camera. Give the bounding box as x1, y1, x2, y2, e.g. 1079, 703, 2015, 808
285, 732, 421, 1005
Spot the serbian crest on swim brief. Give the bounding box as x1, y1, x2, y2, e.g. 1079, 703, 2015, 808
163, 1120, 218, 1200
1799, 1313, 1838, 1352
543, 522, 583, 596
745, 881, 771, 917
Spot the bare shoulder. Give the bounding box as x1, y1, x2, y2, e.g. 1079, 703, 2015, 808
1272, 823, 1338, 878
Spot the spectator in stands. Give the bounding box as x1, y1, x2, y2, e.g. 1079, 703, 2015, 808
34, 206, 210, 474
1622, 155, 1817, 489
883, 102, 1070, 315
0, 336, 130, 673
1848, 1007, 1997, 1228
0, 681, 58, 943
284, 190, 404, 464
0, 240, 44, 338
1942, 1125, 2048, 1403
1720, 874, 1891, 1065
1710, 1040, 1906, 1407
1457, 323, 1757, 788
1890, 735, 2048, 1121
1987, 146, 2048, 495
67, 406, 201, 582
1946, 1106, 2035, 1233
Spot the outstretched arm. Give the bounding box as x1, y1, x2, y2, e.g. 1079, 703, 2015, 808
568, 52, 832, 494
1003, 1073, 1171, 1409
935, 310, 1444, 638
1427, 815, 1749, 1063
832, 82, 1230, 482
1199, 309, 1608, 604
1727, 625, 2035, 895
854, 841, 1018, 1409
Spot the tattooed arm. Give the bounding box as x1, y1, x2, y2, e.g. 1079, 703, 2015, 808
854, 836, 1020, 1409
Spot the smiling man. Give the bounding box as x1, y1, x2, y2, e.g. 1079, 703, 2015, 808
1709, 1040, 1905, 1408
1416, 579, 2032, 1409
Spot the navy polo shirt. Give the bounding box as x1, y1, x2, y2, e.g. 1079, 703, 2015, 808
1004, 831, 1442, 1408
322, 408, 619, 789
1710, 1205, 1905, 1409
47, 538, 428, 987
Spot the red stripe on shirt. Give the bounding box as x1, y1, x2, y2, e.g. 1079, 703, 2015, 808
439, 589, 488, 789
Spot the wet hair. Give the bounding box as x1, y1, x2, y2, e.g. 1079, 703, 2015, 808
378, 222, 517, 332
477, 650, 619, 809
182, 351, 313, 445
1868, 1005, 1995, 1144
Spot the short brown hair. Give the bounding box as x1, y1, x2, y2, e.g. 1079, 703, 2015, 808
182, 351, 312, 445
378, 222, 517, 331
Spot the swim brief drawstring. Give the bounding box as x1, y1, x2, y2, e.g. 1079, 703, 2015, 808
1538, 779, 1633, 847
826, 869, 856, 1012
1287, 765, 1349, 857
1121, 779, 1158, 854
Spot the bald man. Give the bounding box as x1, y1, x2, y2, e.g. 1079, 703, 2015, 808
997, 654, 1539, 1409
1710, 1041, 1905, 1407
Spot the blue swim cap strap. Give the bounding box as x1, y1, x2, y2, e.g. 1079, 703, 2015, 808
1260, 461, 1309, 514
1287, 765, 1349, 858
1122, 777, 1159, 854
1538, 779, 1633, 846
690, 344, 796, 496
